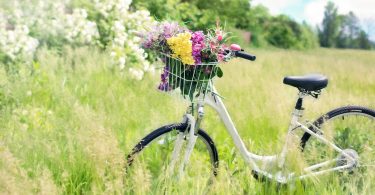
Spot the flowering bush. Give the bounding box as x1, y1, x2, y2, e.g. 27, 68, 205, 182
0, 0, 154, 80
140, 21, 229, 99
64, 9, 99, 45
90, 0, 155, 78
0, 24, 39, 66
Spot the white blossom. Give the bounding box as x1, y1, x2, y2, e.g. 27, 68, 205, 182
0, 0, 155, 80
64, 9, 99, 44
0, 24, 39, 62
129, 68, 144, 80
119, 57, 126, 70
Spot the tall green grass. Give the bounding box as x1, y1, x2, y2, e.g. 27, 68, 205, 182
0, 46, 374, 194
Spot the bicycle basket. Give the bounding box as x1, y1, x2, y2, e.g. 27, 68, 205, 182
158, 53, 219, 101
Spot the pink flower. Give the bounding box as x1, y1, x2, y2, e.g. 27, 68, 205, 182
217, 35, 223, 41
210, 42, 216, 50
217, 54, 224, 62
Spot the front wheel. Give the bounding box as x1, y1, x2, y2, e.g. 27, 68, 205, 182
300, 106, 375, 192
126, 123, 219, 192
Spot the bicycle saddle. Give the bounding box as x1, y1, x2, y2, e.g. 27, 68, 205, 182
283, 74, 328, 91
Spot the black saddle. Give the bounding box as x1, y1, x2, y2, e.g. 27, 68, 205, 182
283, 74, 328, 91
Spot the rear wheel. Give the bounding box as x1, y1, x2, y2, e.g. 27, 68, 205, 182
126, 123, 218, 191
300, 106, 375, 192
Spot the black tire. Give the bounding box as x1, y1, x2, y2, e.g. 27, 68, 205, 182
300, 106, 375, 150
126, 123, 219, 177
299, 105, 375, 191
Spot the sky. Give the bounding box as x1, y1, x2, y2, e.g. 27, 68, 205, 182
251, 0, 375, 39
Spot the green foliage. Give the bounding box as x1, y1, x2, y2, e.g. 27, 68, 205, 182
319, 2, 373, 50
244, 5, 270, 47
265, 15, 299, 49
357, 30, 372, 49
319, 2, 340, 48
131, 0, 176, 20
300, 22, 320, 49
264, 15, 318, 49
132, 0, 319, 49
336, 12, 361, 48
132, 0, 251, 30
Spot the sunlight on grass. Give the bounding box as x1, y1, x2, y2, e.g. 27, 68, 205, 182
0, 47, 374, 194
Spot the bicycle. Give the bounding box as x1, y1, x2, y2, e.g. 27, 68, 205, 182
126, 46, 375, 185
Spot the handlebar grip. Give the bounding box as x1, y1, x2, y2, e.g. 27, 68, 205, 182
234, 51, 256, 61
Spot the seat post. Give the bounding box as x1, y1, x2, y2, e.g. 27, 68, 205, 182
295, 92, 304, 110
292, 91, 306, 118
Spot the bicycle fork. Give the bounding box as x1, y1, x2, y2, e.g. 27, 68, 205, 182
168, 103, 205, 177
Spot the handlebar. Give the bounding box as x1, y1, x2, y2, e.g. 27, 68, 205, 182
233, 51, 256, 61
224, 49, 256, 61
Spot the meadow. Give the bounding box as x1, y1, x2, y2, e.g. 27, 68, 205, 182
0, 47, 374, 194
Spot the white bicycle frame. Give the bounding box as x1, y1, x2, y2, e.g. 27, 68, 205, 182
170, 85, 356, 183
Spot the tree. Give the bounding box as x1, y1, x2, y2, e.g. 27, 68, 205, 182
264, 15, 318, 49
357, 30, 372, 49
131, 0, 252, 30
318, 2, 372, 50
319, 2, 340, 47
299, 22, 319, 49
246, 5, 271, 47
265, 15, 298, 49
131, 0, 318, 49
336, 12, 361, 48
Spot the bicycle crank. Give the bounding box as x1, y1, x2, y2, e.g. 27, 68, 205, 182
337, 149, 359, 172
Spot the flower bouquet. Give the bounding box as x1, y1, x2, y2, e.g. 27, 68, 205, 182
141, 21, 229, 100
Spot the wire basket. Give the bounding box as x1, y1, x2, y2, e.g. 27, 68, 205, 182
157, 53, 219, 102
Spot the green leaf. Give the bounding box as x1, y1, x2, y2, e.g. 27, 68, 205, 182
216, 67, 223, 78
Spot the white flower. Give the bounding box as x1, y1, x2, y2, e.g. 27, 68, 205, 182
0, 0, 155, 80
119, 57, 126, 69
0, 23, 39, 63
62, 8, 99, 44
113, 21, 125, 32
129, 68, 144, 80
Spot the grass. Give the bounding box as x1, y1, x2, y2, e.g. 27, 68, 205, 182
0, 46, 374, 194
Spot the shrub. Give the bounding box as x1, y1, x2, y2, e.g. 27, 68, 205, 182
0, 0, 155, 80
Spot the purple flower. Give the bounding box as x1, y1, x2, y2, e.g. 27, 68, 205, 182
191, 31, 205, 64
140, 22, 187, 52
192, 31, 205, 43
141, 30, 158, 49
158, 66, 171, 91
162, 22, 175, 38
161, 22, 187, 39
158, 82, 170, 91
142, 37, 153, 48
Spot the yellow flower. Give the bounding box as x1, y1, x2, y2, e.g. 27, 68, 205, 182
167, 32, 194, 65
